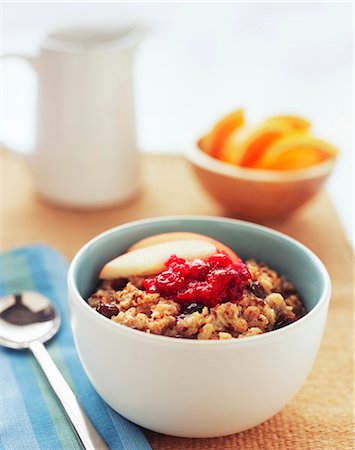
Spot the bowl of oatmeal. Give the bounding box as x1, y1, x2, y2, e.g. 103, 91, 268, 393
68, 217, 330, 438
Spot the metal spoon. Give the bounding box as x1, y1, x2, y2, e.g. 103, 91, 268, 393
0, 291, 108, 450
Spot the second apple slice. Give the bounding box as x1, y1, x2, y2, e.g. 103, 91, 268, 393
99, 240, 218, 280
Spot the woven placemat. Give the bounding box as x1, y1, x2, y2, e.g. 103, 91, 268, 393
2, 151, 354, 450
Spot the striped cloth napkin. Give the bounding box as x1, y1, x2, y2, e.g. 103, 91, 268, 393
0, 245, 151, 450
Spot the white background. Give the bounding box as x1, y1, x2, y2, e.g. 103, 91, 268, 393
1, 2, 353, 244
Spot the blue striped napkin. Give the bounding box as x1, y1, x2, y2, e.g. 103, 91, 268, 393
0, 245, 151, 450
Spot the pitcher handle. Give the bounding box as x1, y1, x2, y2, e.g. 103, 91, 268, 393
1, 53, 38, 155
1, 53, 38, 70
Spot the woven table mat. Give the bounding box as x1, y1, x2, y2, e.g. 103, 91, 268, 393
2, 151, 354, 450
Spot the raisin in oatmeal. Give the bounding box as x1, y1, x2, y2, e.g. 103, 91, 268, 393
88, 253, 305, 340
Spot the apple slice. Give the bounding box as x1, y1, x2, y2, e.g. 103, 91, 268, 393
99, 240, 217, 280
128, 232, 239, 262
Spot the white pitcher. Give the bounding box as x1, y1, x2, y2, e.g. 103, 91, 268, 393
3, 26, 143, 208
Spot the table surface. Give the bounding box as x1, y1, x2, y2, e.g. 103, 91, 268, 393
2, 151, 354, 450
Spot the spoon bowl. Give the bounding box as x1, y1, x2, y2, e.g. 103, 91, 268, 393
0, 292, 60, 349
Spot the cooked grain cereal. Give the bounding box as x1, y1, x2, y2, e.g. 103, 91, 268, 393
88, 259, 305, 340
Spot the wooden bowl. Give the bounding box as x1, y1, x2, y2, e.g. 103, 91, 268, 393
185, 145, 336, 221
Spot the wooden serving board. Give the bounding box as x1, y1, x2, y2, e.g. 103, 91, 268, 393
2, 151, 353, 450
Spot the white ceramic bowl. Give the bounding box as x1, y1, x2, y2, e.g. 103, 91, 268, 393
68, 217, 330, 438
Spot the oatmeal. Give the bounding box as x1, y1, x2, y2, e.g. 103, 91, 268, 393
88, 240, 305, 340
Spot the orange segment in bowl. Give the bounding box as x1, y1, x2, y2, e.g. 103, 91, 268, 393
219, 123, 296, 167
198, 109, 244, 156
216, 126, 251, 164
253, 135, 338, 170
263, 115, 311, 132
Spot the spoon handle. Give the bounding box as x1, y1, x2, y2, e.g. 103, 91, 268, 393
29, 340, 108, 450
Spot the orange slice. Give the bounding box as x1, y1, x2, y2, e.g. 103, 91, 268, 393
198, 110, 244, 156
263, 115, 311, 132
253, 135, 338, 170
219, 123, 295, 167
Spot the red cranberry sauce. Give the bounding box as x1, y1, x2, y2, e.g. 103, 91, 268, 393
143, 252, 250, 307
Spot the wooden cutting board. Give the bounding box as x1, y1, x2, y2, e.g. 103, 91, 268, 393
2, 151, 354, 450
